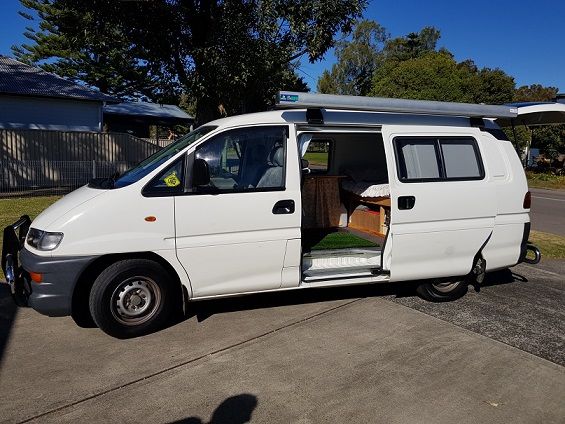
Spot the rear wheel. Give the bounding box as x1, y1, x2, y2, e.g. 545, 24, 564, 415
416, 279, 468, 302
89, 259, 173, 338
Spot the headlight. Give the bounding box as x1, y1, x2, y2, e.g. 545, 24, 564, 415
26, 228, 64, 251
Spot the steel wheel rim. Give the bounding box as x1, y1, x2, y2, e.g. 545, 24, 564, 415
432, 281, 460, 293
111, 277, 161, 326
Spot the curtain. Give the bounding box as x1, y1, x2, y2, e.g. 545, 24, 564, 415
302, 177, 341, 229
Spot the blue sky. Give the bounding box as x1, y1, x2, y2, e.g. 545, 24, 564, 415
1, 0, 563, 93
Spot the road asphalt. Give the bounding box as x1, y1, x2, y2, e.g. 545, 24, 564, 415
530, 187, 565, 236
0, 260, 563, 424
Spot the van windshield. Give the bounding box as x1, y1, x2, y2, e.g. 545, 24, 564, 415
112, 126, 217, 188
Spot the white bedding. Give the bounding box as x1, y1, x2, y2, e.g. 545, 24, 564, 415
341, 180, 390, 198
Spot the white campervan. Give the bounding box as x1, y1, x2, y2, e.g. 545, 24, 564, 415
2, 92, 541, 338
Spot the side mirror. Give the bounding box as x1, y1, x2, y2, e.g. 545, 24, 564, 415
193, 158, 211, 187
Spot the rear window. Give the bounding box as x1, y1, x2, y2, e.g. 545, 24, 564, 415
395, 136, 484, 182
440, 139, 482, 179
303, 139, 332, 174
396, 139, 440, 180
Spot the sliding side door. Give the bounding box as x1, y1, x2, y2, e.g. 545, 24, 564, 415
381, 126, 496, 282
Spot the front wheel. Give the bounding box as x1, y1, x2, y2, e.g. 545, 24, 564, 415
89, 259, 173, 338
416, 279, 468, 302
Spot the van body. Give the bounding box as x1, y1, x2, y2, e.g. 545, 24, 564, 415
2, 93, 540, 338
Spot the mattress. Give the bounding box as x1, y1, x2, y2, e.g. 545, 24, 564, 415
341, 180, 390, 198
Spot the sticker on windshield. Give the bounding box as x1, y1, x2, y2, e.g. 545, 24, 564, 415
164, 171, 181, 187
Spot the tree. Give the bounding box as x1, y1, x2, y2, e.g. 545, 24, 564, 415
371, 50, 469, 101
317, 19, 388, 96
382, 26, 440, 61
12, 0, 167, 101
514, 84, 559, 102
472, 68, 516, 105
371, 49, 515, 105
14, 0, 366, 124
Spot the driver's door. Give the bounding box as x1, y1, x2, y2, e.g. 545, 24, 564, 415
174, 125, 302, 298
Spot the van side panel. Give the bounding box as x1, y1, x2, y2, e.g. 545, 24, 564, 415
382, 126, 496, 282
481, 136, 530, 270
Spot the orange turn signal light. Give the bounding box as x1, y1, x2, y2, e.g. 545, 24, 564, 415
29, 272, 43, 283
144, 216, 157, 222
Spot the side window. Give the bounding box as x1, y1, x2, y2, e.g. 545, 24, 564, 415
440, 138, 483, 179
304, 140, 332, 174
396, 138, 440, 181
143, 157, 185, 196
195, 126, 287, 192
395, 136, 484, 182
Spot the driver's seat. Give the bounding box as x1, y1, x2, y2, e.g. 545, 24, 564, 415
256, 147, 284, 188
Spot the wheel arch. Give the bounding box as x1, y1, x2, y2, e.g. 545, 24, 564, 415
71, 251, 187, 324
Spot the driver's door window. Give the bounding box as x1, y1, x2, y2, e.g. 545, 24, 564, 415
194, 126, 287, 192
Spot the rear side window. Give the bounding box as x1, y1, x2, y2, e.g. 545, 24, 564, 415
440, 139, 482, 179
304, 139, 332, 174
395, 136, 484, 182
396, 139, 440, 180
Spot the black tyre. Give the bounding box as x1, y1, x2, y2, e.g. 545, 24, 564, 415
416, 279, 468, 302
89, 259, 173, 338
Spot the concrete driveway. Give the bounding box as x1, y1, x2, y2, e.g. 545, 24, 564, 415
1, 261, 563, 424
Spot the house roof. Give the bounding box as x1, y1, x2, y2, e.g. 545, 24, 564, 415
0, 56, 118, 103
103, 102, 193, 122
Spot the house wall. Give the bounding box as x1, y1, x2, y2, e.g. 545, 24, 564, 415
0, 95, 102, 132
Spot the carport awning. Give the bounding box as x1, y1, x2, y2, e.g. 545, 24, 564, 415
495, 102, 565, 127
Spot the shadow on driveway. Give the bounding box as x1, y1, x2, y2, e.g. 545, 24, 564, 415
0, 284, 18, 367
177, 268, 519, 325
168, 393, 258, 424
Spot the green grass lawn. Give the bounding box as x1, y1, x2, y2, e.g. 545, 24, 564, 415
0, 196, 61, 280
526, 171, 565, 190
529, 230, 565, 260
303, 151, 329, 167
311, 231, 379, 251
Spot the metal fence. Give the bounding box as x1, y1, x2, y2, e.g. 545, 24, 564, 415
142, 138, 175, 148
0, 160, 137, 196
0, 129, 161, 197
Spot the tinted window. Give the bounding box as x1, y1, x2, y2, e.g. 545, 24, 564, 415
396, 139, 440, 180
143, 157, 185, 196
195, 126, 287, 192
440, 139, 482, 179
114, 126, 215, 188
395, 136, 484, 182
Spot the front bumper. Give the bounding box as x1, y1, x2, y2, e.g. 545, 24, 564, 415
2, 216, 97, 316
20, 249, 96, 316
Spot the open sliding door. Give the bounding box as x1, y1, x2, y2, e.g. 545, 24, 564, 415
381, 125, 496, 282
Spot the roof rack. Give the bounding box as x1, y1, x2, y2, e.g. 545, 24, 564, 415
276, 91, 518, 119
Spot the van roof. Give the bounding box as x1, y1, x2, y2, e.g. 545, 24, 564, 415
206, 108, 496, 131
206, 92, 518, 131
275, 91, 518, 119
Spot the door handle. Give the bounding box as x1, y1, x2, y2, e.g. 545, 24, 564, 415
398, 196, 415, 210
272, 200, 295, 214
